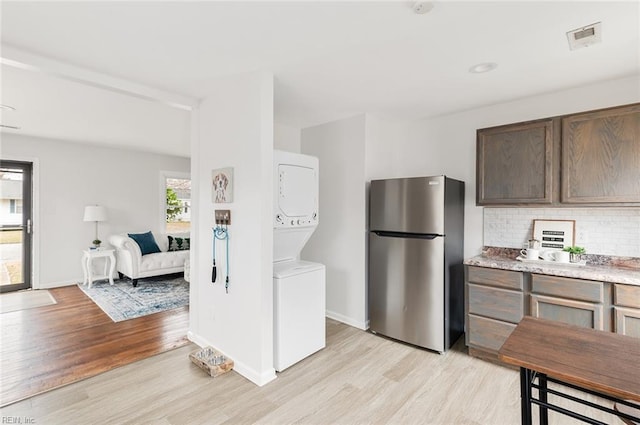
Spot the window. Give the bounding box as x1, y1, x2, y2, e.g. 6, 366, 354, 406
165, 177, 191, 233
9, 199, 22, 214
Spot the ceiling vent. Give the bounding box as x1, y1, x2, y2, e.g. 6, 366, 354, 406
567, 22, 602, 50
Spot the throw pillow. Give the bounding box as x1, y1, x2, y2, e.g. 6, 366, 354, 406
128, 231, 161, 255
168, 235, 190, 251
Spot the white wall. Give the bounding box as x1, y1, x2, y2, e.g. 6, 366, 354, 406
301, 114, 368, 329
368, 75, 640, 259
189, 71, 275, 386
1, 133, 189, 288
274, 122, 301, 153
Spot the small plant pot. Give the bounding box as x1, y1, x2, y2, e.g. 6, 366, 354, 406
570, 253, 581, 263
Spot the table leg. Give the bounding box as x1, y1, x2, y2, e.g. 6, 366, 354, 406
87, 256, 94, 289
538, 373, 548, 425
520, 367, 533, 425
107, 252, 116, 285
81, 255, 88, 285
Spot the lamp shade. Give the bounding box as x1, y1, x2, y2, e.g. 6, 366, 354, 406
83, 205, 107, 222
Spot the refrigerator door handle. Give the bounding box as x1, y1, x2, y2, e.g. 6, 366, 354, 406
372, 231, 442, 239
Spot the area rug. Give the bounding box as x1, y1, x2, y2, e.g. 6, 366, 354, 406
0, 289, 57, 314
78, 274, 189, 322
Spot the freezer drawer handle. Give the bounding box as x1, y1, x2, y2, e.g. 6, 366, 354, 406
372, 231, 442, 239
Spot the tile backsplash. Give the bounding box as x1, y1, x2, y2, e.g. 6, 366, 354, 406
483, 208, 640, 257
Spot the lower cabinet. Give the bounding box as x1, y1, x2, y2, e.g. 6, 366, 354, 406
465, 266, 524, 357
614, 284, 640, 337
614, 307, 640, 338
530, 294, 604, 330
467, 314, 517, 352
530, 274, 607, 331
464, 266, 637, 360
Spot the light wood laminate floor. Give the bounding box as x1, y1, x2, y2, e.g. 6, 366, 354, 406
1, 319, 615, 424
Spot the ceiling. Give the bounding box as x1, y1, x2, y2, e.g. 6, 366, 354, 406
1, 1, 639, 157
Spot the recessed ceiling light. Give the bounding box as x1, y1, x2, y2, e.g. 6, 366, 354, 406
469, 62, 498, 74
412, 1, 434, 15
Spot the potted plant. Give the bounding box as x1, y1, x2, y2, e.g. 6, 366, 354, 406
563, 246, 586, 263
92, 239, 102, 249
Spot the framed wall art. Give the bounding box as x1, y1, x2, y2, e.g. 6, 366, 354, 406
212, 167, 233, 203
532, 219, 575, 250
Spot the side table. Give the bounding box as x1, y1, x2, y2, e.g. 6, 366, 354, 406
82, 248, 116, 288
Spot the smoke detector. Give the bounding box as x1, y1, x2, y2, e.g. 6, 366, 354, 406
567, 22, 602, 50
413, 1, 434, 15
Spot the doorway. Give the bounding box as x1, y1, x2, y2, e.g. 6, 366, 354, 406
0, 160, 33, 293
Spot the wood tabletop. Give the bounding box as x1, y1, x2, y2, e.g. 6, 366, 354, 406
498, 317, 640, 402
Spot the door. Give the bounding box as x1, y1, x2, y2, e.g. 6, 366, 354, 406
0, 160, 32, 293
368, 232, 444, 351
561, 103, 640, 204
476, 119, 554, 205
369, 176, 445, 234
530, 294, 604, 331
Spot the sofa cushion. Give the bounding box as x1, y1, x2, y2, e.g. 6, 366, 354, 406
168, 235, 190, 251
128, 231, 161, 256
139, 251, 189, 272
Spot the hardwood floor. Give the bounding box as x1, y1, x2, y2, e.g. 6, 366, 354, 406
0, 285, 189, 407
0, 319, 615, 424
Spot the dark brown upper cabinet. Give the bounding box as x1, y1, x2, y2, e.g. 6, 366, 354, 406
476, 103, 640, 207
476, 119, 554, 205
561, 104, 640, 203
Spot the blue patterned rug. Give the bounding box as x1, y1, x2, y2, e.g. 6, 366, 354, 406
78, 274, 189, 322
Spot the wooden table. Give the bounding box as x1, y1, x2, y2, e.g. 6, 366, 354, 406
499, 317, 640, 425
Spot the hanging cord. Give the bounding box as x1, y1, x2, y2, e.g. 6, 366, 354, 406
213, 224, 230, 293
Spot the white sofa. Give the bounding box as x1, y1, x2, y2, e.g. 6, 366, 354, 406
109, 232, 190, 287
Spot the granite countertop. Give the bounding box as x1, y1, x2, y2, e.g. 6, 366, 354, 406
464, 247, 640, 286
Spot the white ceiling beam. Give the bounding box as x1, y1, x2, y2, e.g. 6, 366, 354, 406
1, 45, 197, 111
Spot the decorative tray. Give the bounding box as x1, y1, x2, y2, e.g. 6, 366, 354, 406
516, 256, 586, 267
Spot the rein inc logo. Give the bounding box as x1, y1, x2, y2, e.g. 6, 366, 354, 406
2, 417, 35, 424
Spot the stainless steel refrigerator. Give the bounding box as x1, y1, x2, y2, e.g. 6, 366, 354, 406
368, 175, 465, 353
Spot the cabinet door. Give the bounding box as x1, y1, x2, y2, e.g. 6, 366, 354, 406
614, 307, 640, 338
477, 119, 553, 205
530, 294, 604, 330
562, 103, 640, 203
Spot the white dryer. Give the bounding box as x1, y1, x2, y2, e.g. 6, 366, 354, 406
273, 150, 326, 372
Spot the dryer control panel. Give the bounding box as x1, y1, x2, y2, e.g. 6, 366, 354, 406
274, 151, 319, 229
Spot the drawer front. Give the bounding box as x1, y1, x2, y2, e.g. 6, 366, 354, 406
531, 274, 603, 302
468, 314, 517, 352
467, 266, 523, 290
468, 283, 524, 323
614, 284, 640, 309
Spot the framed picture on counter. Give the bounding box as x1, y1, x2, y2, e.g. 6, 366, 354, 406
532, 219, 575, 250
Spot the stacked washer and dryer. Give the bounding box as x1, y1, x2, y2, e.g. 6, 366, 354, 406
273, 150, 326, 372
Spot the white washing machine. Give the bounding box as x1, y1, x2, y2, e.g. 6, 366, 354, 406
273, 150, 326, 372
273, 260, 326, 372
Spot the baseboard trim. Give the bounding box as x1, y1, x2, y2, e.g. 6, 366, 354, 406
38, 279, 80, 289
187, 330, 277, 387
325, 309, 367, 330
